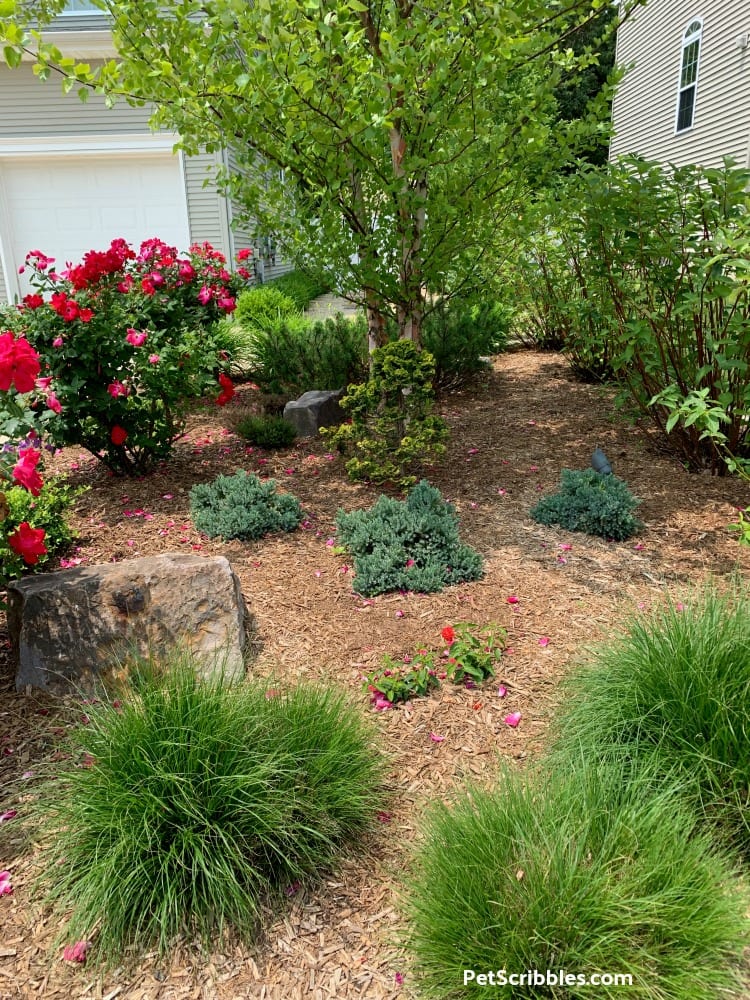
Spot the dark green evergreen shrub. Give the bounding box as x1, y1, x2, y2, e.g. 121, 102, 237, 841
421, 298, 510, 385
245, 314, 368, 396
190, 470, 302, 541
530, 468, 642, 541
235, 414, 296, 449
336, 479, 483, 597
323, 340, 449, 488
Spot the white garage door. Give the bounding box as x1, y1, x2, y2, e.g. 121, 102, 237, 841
1, 152, 190, 298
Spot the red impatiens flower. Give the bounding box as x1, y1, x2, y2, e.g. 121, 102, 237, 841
0, 332, 41, 394
12, 448, 43, 496
8, 522, 47, 565
216, 373, 235, 406
441, 626, 455, 644
110, 426, 128, 446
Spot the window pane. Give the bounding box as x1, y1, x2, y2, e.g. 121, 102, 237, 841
681, 39, 700, 87
62, 1, 100, 11
685, 20, 702, 37
677, 86, 695, 131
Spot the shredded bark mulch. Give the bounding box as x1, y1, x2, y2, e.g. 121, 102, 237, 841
1, 350, 748, 999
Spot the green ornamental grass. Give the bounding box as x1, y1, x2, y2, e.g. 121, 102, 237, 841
37, 652, 381, 965
550, 582, 750, 853
403, 759, 747, 999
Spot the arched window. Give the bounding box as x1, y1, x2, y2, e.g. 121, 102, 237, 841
676, 19, 703, 133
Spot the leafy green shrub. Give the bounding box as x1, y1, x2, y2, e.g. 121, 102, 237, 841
336, 479, 483, 597
323, 340, 448, 488
16, 238, 232, 474
269, 270, 329, 311
234, 285, 300, 329
235, 414, 296, 449
404, 758, 747, 1000
530, 468, 642, 541
37, 651, 381, 964
421, 297, 510, 385
190, 471, 302, 541
246, 313, 368, 395
0, 477, 85, 578
551, 583, 750, 854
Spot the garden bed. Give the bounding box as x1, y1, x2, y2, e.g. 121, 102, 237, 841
1, 349, 749, 999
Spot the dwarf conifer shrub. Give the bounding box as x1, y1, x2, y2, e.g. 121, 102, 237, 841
336, 479, 483, 597
190, 470, 302, 541
324, 340, 449, 488
404, 759, 747, 1000
235, 414, 297, 449
37, 651, 381, 964
530, 468, 642, 541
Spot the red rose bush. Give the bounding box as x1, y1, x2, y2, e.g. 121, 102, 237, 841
12, 238, 242, 474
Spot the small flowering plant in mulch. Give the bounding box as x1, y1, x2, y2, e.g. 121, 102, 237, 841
365, 622, 506, 709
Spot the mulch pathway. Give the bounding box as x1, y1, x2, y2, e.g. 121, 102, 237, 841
1, 349, 748, 999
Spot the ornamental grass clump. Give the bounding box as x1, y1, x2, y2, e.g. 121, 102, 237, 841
235, 414, 297, 449
190, 470, 302, 541
37, 651, 381, 965
403, 758, 747, 1000
336, 479, 483, 597
550, 582, 750, 855
530, 467, 642, 541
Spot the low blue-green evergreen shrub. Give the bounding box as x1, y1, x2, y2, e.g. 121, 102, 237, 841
335, 479, 483, 597
37, 651, 381, 964
404, 758, 747, 1000
530, 467, 642, 540
190, 470, 302, 541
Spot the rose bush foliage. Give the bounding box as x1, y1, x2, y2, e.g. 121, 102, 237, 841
12, 238, 241, 474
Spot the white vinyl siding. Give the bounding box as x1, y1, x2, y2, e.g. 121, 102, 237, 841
182, 151, 231, 252
610, 0, 750, 167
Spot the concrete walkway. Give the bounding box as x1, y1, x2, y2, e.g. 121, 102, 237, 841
305, 292, 361, 320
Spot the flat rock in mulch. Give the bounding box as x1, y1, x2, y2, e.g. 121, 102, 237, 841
283, 388, 345, 437
7, 552, 250, 693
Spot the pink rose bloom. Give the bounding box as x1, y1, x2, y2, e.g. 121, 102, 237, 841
217, 294, 236, 313
197, 285, 212, 305
107, 381, 129, 399
178, 261, 195, 281
148, 354, 160, 365
52, 337, 64, 348
46, 391, 62, 414
12, 448, 43, 496
125, 328, 148, 347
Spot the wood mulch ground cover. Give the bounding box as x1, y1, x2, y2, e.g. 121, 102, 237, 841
1, 349, 749, 999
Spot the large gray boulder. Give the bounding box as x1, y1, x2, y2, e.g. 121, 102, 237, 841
283, 389, 345, 438
7, 553, 250, 693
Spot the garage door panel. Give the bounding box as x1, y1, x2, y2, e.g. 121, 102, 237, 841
2, 153, 189, 296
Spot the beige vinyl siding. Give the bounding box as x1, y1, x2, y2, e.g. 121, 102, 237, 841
610, 0, 750, 167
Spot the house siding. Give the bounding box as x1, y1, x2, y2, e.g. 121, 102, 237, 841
182, 151, 231, 251
0, 260, 7, 304
0, 63, 152, 137
610, 0, 750, 167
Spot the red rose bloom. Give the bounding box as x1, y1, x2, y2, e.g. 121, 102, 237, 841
110, 425, 128, 445
441, 626, 456, 644
0, 332, 41, 394
8, 522, 47, 565
216, 372, 235, 406
22, 293, 44, 310
12, 448, 43, 496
